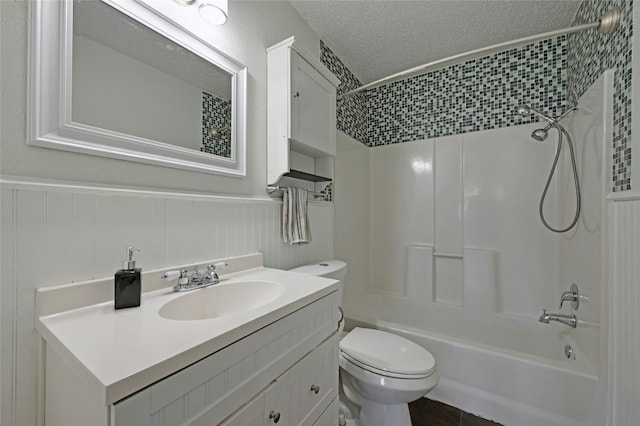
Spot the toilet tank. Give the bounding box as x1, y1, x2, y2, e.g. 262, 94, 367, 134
289, 260, 347, 281
290, 260, 347, 302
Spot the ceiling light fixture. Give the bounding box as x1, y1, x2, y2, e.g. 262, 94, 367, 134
171, 0, 228, 25
198, 0, 228, 25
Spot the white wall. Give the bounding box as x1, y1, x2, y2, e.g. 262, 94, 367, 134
73, 35, 202, 150
0, 2, 332, 425
333, 131, 370, 309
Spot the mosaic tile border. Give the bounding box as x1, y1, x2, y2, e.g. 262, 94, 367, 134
320, 41, 368, 145
366, 37, 567, 146
201, 91, 232, 158
321, 0, 632, 191
568, 0, 632, 192
321, 37, 567, 148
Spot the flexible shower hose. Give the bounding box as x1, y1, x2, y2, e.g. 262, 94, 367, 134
538, 123, 581, 233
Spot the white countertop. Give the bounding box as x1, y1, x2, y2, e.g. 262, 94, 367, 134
36, 265, 338, 405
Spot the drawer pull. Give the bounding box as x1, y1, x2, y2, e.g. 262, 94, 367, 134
269, 411, 281, 423
310, 384, 320, 394
293, 91, 300, 98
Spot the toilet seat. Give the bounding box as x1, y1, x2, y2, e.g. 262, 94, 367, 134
339, 328, 436, 379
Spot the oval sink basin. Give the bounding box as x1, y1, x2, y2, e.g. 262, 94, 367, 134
159, 280, 284, 321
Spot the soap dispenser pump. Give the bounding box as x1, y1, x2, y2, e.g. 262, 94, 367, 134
114, 246, 141, 310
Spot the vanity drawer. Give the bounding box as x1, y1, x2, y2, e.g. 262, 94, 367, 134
313, 398, 338, 426
219, 333, 338, 426
111, 292, 339, 426
288, 333, 339, 425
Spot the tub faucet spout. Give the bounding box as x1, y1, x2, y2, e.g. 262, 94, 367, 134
539, 309, 577, 328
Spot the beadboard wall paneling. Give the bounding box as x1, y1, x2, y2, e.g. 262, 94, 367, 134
0, 179, 333, 426
609, 197, 640, 425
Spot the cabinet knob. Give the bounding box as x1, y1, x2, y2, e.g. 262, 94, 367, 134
269, 411, 281, 423
310, 384, 320, 394
293, 91, 300, 98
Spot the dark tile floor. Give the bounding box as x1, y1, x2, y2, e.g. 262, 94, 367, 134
409, 398, 503, 426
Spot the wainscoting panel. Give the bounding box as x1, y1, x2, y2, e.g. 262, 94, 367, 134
0, 178, 333, 426
609, 196, 640, 426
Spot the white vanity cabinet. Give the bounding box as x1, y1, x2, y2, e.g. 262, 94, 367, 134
267, 36, 340, 186
221, 334, 338, 426
44, 291, 340, 426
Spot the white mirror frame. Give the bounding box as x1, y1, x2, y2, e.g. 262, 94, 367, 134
29, 0, 247, 177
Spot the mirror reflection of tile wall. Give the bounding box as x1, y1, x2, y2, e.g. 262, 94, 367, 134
201, 92, 232, 158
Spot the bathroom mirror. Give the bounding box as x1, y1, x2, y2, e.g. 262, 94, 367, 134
29, 0, 247, 176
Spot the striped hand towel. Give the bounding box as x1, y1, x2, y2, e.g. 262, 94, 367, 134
282, 187, 312, 245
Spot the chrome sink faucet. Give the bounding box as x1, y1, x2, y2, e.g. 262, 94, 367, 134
539, 309, 577, 328
162, 262, 227, 292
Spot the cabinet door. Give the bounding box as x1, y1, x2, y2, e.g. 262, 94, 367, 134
290, 334, 339, 425
290, 52, 336, 156
313, 398, 338, 426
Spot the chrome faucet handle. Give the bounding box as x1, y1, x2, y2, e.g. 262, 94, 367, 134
207, 262, 227, 280
559, 283, 580, 309
207, 262, 227, 271
162, 269, 190, 291
162, 269, 188, 282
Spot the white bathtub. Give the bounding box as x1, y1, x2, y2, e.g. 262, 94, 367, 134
345, 316, 604, 426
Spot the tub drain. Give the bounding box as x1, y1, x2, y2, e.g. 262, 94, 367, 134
564, 344, 576, 360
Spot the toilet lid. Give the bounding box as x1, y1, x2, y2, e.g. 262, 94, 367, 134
339, 328, 435, 377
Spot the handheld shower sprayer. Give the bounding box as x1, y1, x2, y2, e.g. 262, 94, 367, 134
514, 104, 582, 233
531, 127, 550, 142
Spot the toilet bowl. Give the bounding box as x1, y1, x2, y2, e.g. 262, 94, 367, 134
290, 261, 439, 426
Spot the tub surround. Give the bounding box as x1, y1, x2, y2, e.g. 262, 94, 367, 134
35, 253, 339, 405
334, 73, 612, 426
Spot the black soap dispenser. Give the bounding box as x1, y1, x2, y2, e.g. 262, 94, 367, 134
114, 247, 141, 310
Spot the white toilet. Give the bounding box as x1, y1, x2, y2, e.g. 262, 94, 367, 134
290, 260, 439, 426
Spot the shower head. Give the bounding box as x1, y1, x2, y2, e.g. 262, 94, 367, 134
531, 127, 549, 142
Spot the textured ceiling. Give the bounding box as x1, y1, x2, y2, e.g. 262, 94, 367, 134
289, 0, 580, 84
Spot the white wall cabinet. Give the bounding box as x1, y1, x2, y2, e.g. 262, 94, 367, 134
267, 36, 340, 186
44, 292, 340, 426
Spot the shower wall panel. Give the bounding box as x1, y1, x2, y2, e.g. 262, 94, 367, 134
556, 72, 613, 374
462, 125, 560, 317
369, 139, 434, 296
339, 122, 564, 339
